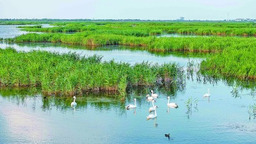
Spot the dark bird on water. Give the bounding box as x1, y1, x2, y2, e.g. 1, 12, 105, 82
165, 133, 170, 140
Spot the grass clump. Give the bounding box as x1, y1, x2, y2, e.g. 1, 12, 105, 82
200, 47, 256, 80
15, 21, 256, 37
9, 33, 256, 53
0, 48, 182, 97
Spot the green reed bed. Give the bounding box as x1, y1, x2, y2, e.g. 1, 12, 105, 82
8, 33, 256, 52
17, 21, 256, 37
0, 20, 47, 25
20, 26, 153, 37
4, 21, 256, 83
200, 47, 256, 80
0, 48, 181, 97
7, 33, 153, 46
18, 25, 42, 29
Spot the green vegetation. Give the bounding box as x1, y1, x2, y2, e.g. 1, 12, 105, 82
2, 20, 256, 84
8, 33, 256, 53
248, 104, 256, 120
16, 21, 256, 36
0, 20, 50, 25
17, 25, 42, 28
0, 48, 182, 97
200, 47, 256, 80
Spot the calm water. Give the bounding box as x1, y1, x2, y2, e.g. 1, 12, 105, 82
0, 25, 256, 144
0, 42, 203, 66
0, 24, 52, 39
0, 25, 30, 38
157, 33, 199, 38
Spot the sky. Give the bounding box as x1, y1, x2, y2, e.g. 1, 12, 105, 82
0, 0, 255, 20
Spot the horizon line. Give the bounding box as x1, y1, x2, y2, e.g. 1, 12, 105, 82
0, 18, 256, 22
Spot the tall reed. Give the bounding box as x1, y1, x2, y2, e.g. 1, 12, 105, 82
0, 48, 182, 97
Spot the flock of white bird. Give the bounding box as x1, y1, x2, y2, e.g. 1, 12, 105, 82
70, 89, 211, 119
68, 89, 211, 140
125, 90, 179, 120
125, 88, 211, 120
69, 88, 211, 140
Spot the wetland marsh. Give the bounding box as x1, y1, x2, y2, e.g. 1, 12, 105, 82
0, 22, 256, 144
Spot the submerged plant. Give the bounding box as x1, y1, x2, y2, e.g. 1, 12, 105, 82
248, 104, 256, 120
185, 97, 199, 119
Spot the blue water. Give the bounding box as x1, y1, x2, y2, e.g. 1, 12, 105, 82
0, 25, 256, 144
0, 42, 202, 66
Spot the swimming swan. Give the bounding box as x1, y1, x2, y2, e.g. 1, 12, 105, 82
147, 108, 157, 120
167, 96, 178, 108
126, 98, 137, 110
149, 100, 158, 112
146, 94, 154, 101
71, 96, 77, 107
203, 89, 211, 97
151, 90, 158, 98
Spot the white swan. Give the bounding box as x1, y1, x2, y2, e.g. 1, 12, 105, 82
149, 100, 158, 112
126, 98, 136, 110
147, 108, 157, 120
203, 89, 211, 97
167, 96, 178, 108
71, 96, 77, 107
151, 90, 158, 98
146, 94, 154, 101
